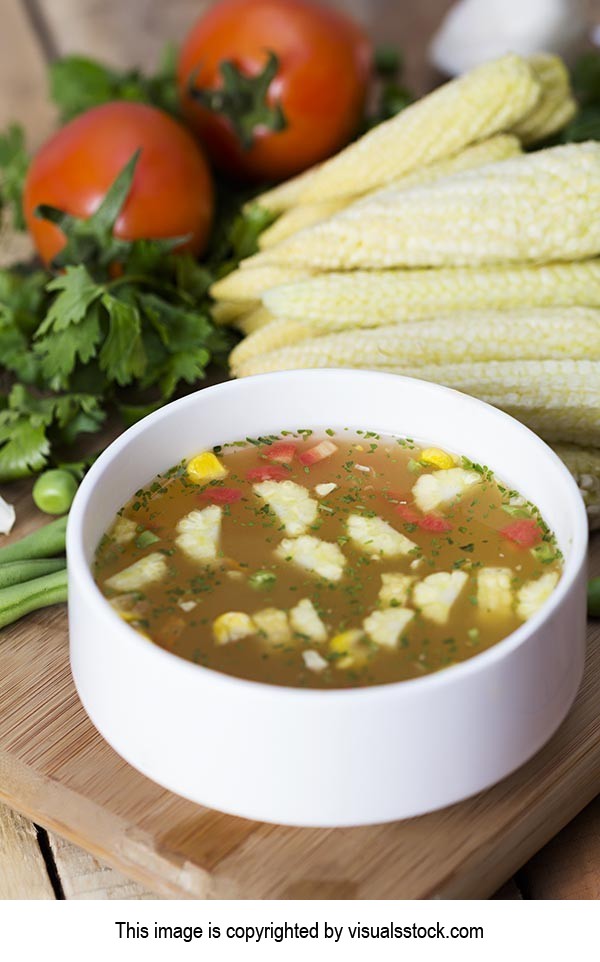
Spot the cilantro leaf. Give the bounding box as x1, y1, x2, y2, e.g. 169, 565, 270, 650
37, 265, 103, 335
49, 47, 179, 123
99, 293, 146, 385
0, 384, 105, 480
35, 302, 102, 387
0, 416, 49, 480
158, 347, 211, 399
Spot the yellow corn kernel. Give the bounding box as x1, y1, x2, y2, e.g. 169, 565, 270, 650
298, 54, 540, 203
420, 448, 455, 470
213, 612, 256, 645
329, 629, 366, 669
187, 452, 228, 483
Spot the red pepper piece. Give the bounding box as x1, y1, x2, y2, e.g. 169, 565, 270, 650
396, 503, 421, 524
262, 441, 297, 464
419, 514, 453, 533
500, 519, 542, 547
382, 489, 409, 503
246, 464, 290, 482
199, 486, 243, 504
298, 440, 338, 466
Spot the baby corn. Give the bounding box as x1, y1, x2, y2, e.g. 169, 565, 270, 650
231, 308, 600, 377
297, 54, 540, 203
258, 135, 521, 250
552, 443, 600, 530
512, 54, 577, 145
251, 144, 600, 270
259, 199, 348, 249
248, 164, 322, 214
210, 265, 314, 302
234, 306, 277, 335
377, 360, 600, 447
262, 260, 600, 326
211, 299, 256, 325
230, 318, 316, 369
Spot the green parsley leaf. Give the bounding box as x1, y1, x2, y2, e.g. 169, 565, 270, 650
99, 293, 146, 385
49, 46, 179, 124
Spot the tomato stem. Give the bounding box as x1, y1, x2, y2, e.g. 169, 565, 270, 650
187, 51, 287, 150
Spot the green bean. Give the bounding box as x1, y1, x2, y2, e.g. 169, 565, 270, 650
0, 558, 66, 589
33, 469, 78, 515
0, 568, 68, 629
0, 515, 67, 564
587, 577, 600, 618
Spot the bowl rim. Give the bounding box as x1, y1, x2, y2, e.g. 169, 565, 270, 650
67, 369, 589, 702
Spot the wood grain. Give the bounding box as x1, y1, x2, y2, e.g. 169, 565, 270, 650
0, 517, 597, 899
0, 802, 54, 899
47, 831, 158, 899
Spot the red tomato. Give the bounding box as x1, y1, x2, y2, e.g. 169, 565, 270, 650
23, 102, 214, 266
500, 519, 542, 547
177, 0, 372, 182
246, 464, 290, 481
199, 487, 243, 504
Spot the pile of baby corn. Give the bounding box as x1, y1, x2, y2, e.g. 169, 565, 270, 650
210, 53, 600, 529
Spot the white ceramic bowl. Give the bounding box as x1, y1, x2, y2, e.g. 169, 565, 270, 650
67, 370, 588, 827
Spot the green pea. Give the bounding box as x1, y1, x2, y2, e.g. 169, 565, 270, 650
587, 577, 600, 618
33, 469, 78, 516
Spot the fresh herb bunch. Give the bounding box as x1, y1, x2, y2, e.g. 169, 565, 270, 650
0, 151, 272, 482
49, 44, 180, 123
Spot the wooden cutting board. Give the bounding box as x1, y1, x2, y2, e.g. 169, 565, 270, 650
0, 472, 598, 899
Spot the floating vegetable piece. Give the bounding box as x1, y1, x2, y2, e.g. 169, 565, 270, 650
213, 611, 255, 645
175, 505, 222, 562
516, 571, 561, 620
187, 452, 228, 483
275, 534, 346, 581
347, 513, 417, 558
105, 552, 167, 592
253, 479, 318, 536
477, 567, 514, 616
413, 571, 468, 625
412, 467, 481, 513
363, 607, 414, 648
290, 598, 327, 643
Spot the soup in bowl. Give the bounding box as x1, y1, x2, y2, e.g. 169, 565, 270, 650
67, 370, 588, 825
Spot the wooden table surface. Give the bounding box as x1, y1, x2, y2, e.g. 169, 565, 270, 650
0, 0, 599, 900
